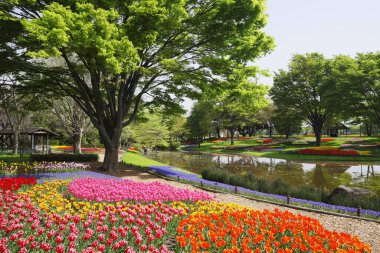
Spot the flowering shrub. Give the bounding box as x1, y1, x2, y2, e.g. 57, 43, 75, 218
176, 209, 371, 252
0, 177, 37, 191
69, 178, 213, 203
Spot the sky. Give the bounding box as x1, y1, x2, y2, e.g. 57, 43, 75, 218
183, 0, 380, 111
256, 0, 380, 84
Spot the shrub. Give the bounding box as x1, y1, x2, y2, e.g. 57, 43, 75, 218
169, 141, 181, 150
30, 154, 99, 162
201, 168, 380, 212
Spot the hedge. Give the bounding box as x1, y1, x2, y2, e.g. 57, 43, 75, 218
30, 154, 99, 162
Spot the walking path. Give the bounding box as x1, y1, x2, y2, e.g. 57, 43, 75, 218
100, 163, 380, 252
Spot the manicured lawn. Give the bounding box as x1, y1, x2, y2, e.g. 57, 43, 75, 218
183, 136, 380, 162
121, 151, 167, 167
0, 154, 30, 162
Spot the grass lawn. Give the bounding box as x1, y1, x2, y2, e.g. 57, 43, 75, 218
0, 154, 30, 162
183, 136, 380, 162
121, 151, 167, 167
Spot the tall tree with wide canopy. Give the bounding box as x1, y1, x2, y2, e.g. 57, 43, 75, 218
214, 67, 269, 145
271, 53, 335, 146
334, 53, 380, 131
1, 0, 274, 170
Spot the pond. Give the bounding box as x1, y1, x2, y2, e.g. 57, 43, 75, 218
145, 151, 380, 195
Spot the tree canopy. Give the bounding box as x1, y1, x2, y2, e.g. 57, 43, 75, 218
270, 53, 337, 146
1, 0, 274, 170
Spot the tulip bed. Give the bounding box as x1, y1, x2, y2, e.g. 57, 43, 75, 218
0, 161, 89, 175
0, 171, 372, 252
51, 146, 104, 153
296, 147, 371, 156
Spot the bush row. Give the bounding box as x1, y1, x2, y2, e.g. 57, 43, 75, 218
30, 154, 99, 162
201, 168, 380, 212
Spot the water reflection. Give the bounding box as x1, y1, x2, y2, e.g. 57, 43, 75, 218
145, 151, 380, 194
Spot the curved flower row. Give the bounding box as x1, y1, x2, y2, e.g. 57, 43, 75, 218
297, 147, 371, 156
0, 177, 37, 191
176, 209, 371, 252
51, 145, 104, 153
68, 178, 213, 203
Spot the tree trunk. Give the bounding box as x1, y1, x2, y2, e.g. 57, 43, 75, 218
216, 127, 221, 139
12, 131, 19, 155
100, 127, 122, 171
313, 124, 323, 146
229, 129, 235, 145
103, 144, 119, 171
73, 132, 82, 154
269, 126, 273, 138
365, 123, 372, 136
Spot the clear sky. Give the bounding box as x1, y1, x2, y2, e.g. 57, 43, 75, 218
183, 0, 380, 111
256, 0, 380, 85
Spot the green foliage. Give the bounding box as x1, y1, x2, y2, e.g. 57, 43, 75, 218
121, 152, 167, 167
186, 101, 215, 142
201, 168, 380, 211
121, 111, 169, 148
271, 107, 303, 138
3, 0, 274, 169
331, 53, 380, 130
271, 53, 338, 145
30, 153, 98, 162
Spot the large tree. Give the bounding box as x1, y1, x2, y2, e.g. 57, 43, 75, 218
186, 101, 214, 147
52, 97, 93, 154
214, 68, 269, 145
271, 107, 303, 139
2, 0, 274, 170
271, 53, 336, 146
333, 53, 380, 131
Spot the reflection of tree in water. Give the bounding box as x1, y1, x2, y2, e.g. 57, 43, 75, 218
306, 164, 351, 192
309, 165, 328, 190
356, 165, 380, 195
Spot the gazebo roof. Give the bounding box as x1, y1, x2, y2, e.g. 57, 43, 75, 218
0, 127, 58, 136
324, 123, 349, 130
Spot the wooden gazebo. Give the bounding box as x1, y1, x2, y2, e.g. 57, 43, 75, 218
0, 127, 57, 153
324, 123, 349, 137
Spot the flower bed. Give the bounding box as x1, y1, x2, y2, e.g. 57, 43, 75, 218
0, 177, 36, 191
51, 145, 104, 153
33, 162, 89, 172
147, 165, 380, 218
321, 138, 336, 142
0, 171, 372, 252
297, 147, 370, 156
0, 191, 182, 253
257, 138, 272, 144
69, 178, 213, 202
176, 208, 371, 252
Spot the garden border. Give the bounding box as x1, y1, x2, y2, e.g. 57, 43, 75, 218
123, 163, 380, 224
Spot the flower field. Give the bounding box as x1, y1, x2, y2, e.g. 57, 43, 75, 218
296, 147, 371, 156
0, 161, 89, 175
0, 170, 372, 252
51, 146, 104, 153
